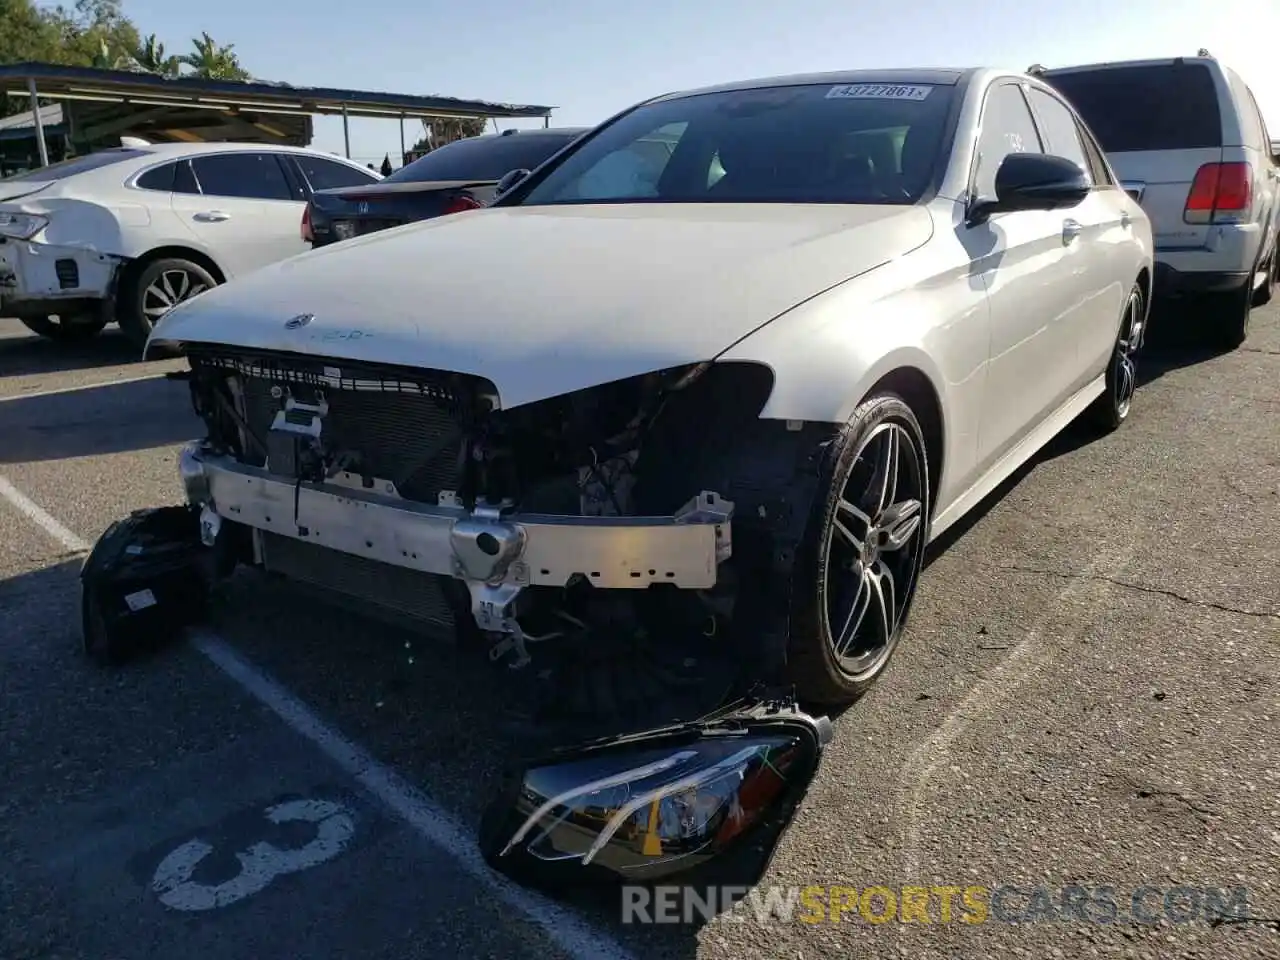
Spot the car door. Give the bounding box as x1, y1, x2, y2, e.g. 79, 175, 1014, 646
171, 152, 308, 278
966, 81, 1091, 471
1025, 84, 1135, 380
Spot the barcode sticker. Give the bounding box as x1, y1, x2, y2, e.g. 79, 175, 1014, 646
124, 589, 157, 612
826, 83, 933, 101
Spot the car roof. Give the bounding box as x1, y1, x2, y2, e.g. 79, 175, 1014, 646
466, 126, 592, 141
121, 141, 370, 164
1039, 56, 1218, 77
650, 68, 970, 103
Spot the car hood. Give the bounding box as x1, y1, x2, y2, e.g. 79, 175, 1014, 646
151, 203, 933, 409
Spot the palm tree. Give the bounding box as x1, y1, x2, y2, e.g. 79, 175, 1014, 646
132, 33, 179, 77
89, 36, 132, 70
179, 31, 249, 80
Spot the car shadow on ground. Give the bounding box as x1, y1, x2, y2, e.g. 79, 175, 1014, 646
0, 375, 200, 464
1135, 299, 1239, 388
0, 325, 143, 379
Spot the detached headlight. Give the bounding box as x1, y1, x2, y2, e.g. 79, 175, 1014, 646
0, 212, 48, 240
479, 697, 831, 886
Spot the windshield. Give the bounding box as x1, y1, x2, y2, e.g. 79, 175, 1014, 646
387, 132, 583, 183
515, 82, 954, 206
0, 148, 150, 183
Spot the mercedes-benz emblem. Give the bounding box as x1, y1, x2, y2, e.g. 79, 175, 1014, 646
284, 313, 314, 330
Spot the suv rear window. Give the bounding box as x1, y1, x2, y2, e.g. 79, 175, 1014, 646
1045, 63, 1222, 153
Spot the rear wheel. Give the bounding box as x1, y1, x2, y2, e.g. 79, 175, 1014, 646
785, 395, 931, 706
1251, 246, 1275, 307
1198, 277, 1252, 350
19, 312, 108, 342
1084, 284, 1143, 433
118, 257, 218, 350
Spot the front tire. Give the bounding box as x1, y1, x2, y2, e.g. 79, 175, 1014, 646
117, 257, 218, 350
785, 395, 931, 706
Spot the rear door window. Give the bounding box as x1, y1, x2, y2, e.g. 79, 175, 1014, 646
190, 153, 294, 201
1044, 64, 1222, 153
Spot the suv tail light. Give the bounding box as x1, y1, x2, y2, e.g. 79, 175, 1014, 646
1184, 162, 1252, 224
301, 205, 313, 242
442, 195, 482, 216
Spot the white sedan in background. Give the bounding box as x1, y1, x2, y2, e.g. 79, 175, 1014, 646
146, 67, 1153, 710
0, 142, 379, 346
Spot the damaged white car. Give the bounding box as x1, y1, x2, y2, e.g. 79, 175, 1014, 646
126, 68, 1152, 709
0, 142, 379, 345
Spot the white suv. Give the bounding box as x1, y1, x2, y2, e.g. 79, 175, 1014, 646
0, 142, 380, 347
1041, 55, 1278, 348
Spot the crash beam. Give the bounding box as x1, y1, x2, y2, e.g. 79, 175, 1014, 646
179, 441, 733, 591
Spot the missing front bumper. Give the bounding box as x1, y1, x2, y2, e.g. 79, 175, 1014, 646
180, 442, 734, 644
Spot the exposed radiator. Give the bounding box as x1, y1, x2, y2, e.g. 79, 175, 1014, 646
239, 375, 463, 503
260, 531, 456, 631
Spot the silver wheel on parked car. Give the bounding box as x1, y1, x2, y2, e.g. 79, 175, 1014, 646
824, 421, 926, 678
143, 268, 210, 322
786, 394, 931, 705
118, 257, 220, 350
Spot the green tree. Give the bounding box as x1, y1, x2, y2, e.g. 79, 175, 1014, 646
49, 0, 140, 71
132, 33, 179, 77
178, 31, 249, 81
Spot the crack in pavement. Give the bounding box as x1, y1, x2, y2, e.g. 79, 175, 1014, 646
988, 563, 1280, 621
1240, 346, 1280, 356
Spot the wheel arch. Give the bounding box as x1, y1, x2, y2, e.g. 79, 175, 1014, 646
859, 365, 945, 515
118, 245, 227, 295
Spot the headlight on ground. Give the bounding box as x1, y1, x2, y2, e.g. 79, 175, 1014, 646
479, 699, 831, 886
0, 213, 49, 240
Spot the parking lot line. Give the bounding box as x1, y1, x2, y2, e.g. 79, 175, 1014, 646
0, 475, 90, 553
0, 372, 170, 403
0, 472, 636, 960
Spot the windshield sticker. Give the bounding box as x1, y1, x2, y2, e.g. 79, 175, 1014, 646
826, 83, 933, 101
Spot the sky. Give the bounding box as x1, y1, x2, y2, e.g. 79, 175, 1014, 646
119, 0, 1280, 167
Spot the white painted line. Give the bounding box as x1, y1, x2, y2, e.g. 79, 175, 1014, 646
192, 630, 636, 960
0, 372, 170, 403
894, 536, 1137, 883
0, 475, 91, 553
0, 473, 634, 960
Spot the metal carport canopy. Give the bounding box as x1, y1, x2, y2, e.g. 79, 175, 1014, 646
0, 61, 556, 167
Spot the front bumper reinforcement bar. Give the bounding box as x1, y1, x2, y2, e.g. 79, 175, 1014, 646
179, 442, 734, 652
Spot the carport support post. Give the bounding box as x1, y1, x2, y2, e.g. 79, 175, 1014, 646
27, 77, 49, 168
341, 103, 351, 159
398, 114, 405, 167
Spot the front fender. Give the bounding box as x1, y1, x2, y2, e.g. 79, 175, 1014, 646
717, 223, 991, 510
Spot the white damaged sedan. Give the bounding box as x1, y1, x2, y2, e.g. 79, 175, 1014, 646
149, 68, 1152, 707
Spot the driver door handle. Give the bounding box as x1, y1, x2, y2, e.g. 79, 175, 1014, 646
1062, 218, 1082, 244
193, 210, 230, 222
1120, 211, 1132, 229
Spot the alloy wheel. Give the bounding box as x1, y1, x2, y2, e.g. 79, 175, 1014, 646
142, 268, 208, 321
1114, 293, 1142, 419
823, 421, 926, 679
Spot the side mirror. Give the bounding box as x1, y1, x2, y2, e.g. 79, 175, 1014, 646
495, 168, 531, 197
970, 152, 1091, 224
478, 695, 832, 889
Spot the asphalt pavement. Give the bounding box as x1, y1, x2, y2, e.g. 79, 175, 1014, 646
0, 309, 1277, 960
